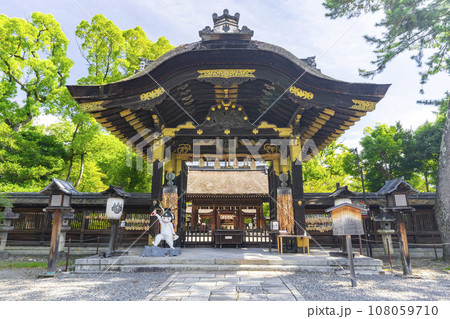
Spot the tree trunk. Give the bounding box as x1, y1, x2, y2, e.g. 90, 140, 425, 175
75, 153, 85, 188
436, 100, 450, 260
66, 124, 80, 181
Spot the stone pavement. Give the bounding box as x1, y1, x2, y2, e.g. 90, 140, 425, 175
145, 271, 305, 301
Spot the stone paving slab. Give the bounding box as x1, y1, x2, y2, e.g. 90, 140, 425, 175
145, 271, 304, 301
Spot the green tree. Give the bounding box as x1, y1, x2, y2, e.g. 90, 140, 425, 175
67, 14, 174, 191
359, 123, 416, 191
0, 123, 68, 192
303, 142, 360, 192
323, 0, 449, 86
75, 14, 174, 84
413, 93, 449, 191
323, 0, 450, 258
0, 12, 74, 131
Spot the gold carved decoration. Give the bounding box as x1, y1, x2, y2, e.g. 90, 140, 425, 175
140, 87, 165, 101
264, 144, 278, 154
197, 129, 203, 135
197, 69, 256, 79
161, 121, 196, 137
351, 99, 376, 111
224, 129, 230, 135
275, 127, 293, 137
258, 121, 277, 129
80, 101, 104, 112
289, 86, 313, 100
253, 129, 259, 134
257, 121, 292, 137
176, 144, 191, 154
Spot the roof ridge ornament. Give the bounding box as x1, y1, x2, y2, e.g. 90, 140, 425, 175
199, 9, 254, 41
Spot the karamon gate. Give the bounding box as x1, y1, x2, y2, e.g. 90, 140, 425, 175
67, 10, 390, 245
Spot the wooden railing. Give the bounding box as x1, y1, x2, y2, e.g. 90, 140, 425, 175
182, 225, 213, 247
244, 227, 270, 245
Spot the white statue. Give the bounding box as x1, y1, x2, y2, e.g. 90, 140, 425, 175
151, 208, 179, 249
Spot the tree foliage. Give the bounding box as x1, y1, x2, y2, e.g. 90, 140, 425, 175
358, 123, 417, 191
0, 123, 68, 192
0, 12, 174, 193
75, 14, 173, 85
323, 0, 450, 86
0, 12, 74, 131
303, 142, 361, 192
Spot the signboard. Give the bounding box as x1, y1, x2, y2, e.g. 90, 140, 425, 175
106, 197, 124, 220
270, 221, 279, 231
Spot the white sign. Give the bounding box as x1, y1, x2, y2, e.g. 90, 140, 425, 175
271, 221, 279, 231
106, 197, 124, 220
394, 194, 408, 206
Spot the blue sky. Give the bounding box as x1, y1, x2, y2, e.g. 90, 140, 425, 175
3, 0, 448, 148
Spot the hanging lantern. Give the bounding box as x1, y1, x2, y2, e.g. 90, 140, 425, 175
106, 197, 124, 220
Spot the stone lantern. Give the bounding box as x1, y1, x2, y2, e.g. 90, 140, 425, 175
374, 212, 396, 256
100, 185, 130, 257
40, 178, 79, 275
377, 177, 418, 275
0, 206, 20, 257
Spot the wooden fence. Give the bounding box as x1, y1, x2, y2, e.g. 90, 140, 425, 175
5, 207, 441, 247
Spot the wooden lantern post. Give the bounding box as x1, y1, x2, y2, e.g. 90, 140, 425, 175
377, 177, 418, 276
326, 188, 367, 287
101, 185, 130, 257
40, 178, 79, 276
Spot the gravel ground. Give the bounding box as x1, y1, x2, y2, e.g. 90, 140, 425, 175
0, 256, 448, 301
0, 268, 172, 301
286, 257, 450, 301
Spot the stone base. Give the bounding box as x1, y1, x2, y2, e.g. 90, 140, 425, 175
141, 245, 181, 257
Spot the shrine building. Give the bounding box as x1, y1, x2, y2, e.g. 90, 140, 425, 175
66, 10, 390, 245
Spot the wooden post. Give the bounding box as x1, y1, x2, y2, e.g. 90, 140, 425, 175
256, 206, 261, 229
212, 204, 217, 237
277, 187, 294, 234
150, 160, 164, 238
238, 204, 244, 230
397, 212, 412, 275
432, 235, 438, 260
292, 163, 306, 234
47, 210, 62, 275
65, 237, 71, 272
80, 210, 86, 244
108, 220, 119, 255
192, 205, 198, 227
268, 164, 277, 221
346, 235, 357, 287
358, 235, 362, 255
151, 160, 163, 200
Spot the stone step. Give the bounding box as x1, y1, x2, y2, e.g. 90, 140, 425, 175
75, 256, 379, 266
119, 264, 335, 273
75, 262, 382, 273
